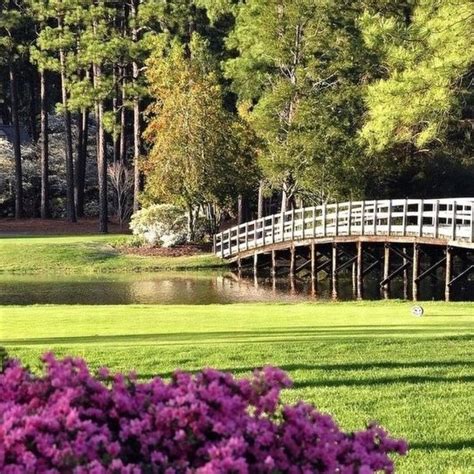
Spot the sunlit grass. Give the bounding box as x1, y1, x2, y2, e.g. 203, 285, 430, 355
0, 235, 226, 274
2, 301, 473, 473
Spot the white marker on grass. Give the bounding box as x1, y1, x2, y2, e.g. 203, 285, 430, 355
411, 306, 424, 317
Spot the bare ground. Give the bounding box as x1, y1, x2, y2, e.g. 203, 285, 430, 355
119, 243, 212, 257
0, 218, 128, 235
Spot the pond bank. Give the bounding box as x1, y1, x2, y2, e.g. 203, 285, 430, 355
0, 235, 227, 274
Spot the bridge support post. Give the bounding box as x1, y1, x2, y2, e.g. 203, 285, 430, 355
356, 241, 363, 300
412, 244, 420, 301
352, 259, 357, 298
271, 250, 277, 277
253, 252, 258, 276
332, 243, 338, 300
310, 242, 316, 280
403, 246, 409, 299
382, 244, 391, 299
290, 245, 295, 277
445, 246, 452, 302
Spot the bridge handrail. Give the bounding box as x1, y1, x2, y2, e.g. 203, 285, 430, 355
214, 198, 474, 258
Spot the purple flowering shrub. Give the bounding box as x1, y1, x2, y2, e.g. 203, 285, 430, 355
0, 353, 407, 473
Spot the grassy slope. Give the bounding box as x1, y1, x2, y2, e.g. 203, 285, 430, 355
0, 235, 225, 273
2, 302, 473, 473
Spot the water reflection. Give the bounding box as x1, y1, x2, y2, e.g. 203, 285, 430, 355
0, 270, 471, 305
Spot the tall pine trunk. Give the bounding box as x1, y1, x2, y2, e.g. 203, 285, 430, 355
59, 16, 76, 223
131, 0, 141, 213
9, 64, 23, 219
94, 62, 108, 234
75, 108, 88, 218
40, 69, 49, 219
257, 180, 264, 219
120, 75, 127, 164
28, 71, 38, 142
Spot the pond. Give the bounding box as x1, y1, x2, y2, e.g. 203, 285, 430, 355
0, 270, 471, 305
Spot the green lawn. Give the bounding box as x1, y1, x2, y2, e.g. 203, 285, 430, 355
1, 301, 473, 473
0, 235, 225, 273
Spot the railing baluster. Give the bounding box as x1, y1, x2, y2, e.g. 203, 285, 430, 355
433, 200, 439, 239
347, 201, 352, 235
334, 203, 339, 236
228, 229, 232, 257
452, 200, 457, 240
221, 233, 224, 258
471, 204, 474, 243
322, 203, 327, 237
291, 208, 295, 240
373, 200, 377, 235
360, 201, 365, 236
418, 199, 424, 237
245, 223, 249, 250
302, 209, 305, 239
271, 215, 275, 243
281, 211, 285, 241
312, 206, 316, 237
387, 200, 392, 235
402, 199, 407, 236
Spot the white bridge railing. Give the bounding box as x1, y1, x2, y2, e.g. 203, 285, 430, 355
214, 198, 474, 259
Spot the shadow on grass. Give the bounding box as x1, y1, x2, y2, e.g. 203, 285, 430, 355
410, 439, 474, 451
4, 328, 473, 346
292, 374, 474, 388
136, 360, 473, 381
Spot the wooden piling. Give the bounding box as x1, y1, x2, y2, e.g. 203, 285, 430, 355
412, 244, 420, 301
331, 243, 338, 300
271, 250, 277, 277
356, 241, 363, 300
289, 245, 295, 277
352, 260, 357, 298
403, 246, 409, 300
310, 242, 316, 280
445, 246, 452, 302
382, 244, 390, 299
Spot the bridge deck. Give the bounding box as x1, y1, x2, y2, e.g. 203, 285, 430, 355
214, 198, 474, 260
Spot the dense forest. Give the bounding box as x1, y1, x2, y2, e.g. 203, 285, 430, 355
0, 0, 472, 234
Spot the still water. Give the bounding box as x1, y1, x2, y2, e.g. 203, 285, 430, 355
0, 271, 471, 305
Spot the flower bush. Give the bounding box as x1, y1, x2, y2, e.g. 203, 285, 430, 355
0, 354, 408, 473
130, 204, 188, 247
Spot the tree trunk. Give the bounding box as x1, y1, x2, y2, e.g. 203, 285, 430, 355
75, 108, 88, 217
187, 205, 195, 242
112, 65, 120, 163
40, 69, 49, 219
237, 194, 243, 224
28, 70, 38, 142
131, 0, 141, 213
59, 16, 76, 223
9, 64, 23, 219
281, 183, 288, 214
120, 75, 127, 163
257, 180, 264, 219
94, 65, 108, 234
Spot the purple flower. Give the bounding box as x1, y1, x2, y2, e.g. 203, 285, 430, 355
0, 353, 408, 473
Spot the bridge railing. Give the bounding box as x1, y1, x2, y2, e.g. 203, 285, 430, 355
214, 198, 474, 258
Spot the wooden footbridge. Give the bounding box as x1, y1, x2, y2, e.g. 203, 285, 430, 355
214, 198, 474, 301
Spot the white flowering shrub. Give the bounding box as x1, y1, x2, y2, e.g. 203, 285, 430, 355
130, 204, 188, 247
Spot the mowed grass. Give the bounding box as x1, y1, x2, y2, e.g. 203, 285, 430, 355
0, 235, 225, 274
1, 302, 473, 473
